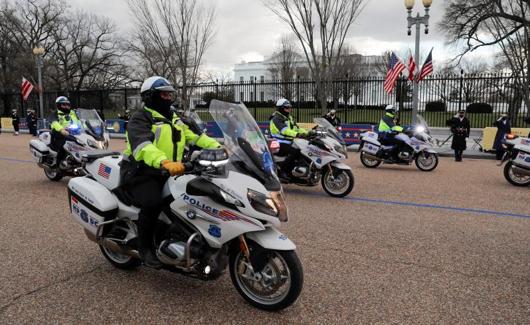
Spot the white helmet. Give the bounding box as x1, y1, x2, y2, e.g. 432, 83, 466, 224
140, 76, 176, 94
385, 104, 398, 114
276, 98, 292, 108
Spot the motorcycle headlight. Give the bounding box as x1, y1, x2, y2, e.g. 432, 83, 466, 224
247, 189, 288, 222
415, 126, 426, 133
334, 144, 347, 157
87, 138, 99, 149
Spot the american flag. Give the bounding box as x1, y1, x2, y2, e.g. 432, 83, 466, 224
383, 52, 405, 93
418, 48, 434, 81
408, 51, 416, 82
98, 163, 111, 179
21, 77, 34, 101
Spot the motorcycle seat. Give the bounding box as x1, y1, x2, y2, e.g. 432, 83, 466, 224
81, 150, 121, 162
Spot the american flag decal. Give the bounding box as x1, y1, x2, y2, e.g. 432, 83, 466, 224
98, 163, 111, 179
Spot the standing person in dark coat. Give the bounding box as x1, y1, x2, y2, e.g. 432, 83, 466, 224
11, 109, 19, 135
27, 109, 38, 136
449, 109, 470, 161
323, 109, 341, 127
493, 114, 511, 160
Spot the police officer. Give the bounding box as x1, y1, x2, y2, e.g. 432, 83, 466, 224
49, 96, 80, 164
121, 76, 220, 268
378, 105, 404, 159
269, 98, 308, 179
27, 109, 38, 136
323, 109, 341, 127
11, 109, 19, 135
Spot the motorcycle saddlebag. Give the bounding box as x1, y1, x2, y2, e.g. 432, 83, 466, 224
68, 177, 118, 236
29, 139, 49, 162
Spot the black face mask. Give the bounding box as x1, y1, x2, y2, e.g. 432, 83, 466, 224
458, 114, 464, 118
146, 94, 173, 120
59, 107, 71, 115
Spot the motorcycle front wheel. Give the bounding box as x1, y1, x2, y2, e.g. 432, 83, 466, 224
229, 248, 303, 311
321, 167, 354, 197
44, 167, 63, 181
503, 162, 530, 186
415, 151, 438, 172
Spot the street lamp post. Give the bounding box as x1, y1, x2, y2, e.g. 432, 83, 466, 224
405, 0, 432, 124
32, 46, 45, 119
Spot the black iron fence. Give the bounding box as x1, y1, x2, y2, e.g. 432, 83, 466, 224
2, 73, 529, 128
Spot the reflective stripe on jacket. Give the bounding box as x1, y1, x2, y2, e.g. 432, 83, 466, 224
378, 113, 403, 132
123, 107, 220, 168
50, 110, 80, 132
269, 111, 307, 141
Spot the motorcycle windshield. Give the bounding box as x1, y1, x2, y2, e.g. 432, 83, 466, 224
209, 100, 280, 191
76, 108, 105, 140
313, 118, 345, 145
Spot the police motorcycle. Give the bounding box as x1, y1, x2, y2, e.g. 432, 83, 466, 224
269, 118, 354, 198
67, 100, 303, 311
499, 134, 530, 186
29, 108, 109, 181
359, 115, 439, 171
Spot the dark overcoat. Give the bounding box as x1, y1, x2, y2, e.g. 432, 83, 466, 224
450, 116, 470, 150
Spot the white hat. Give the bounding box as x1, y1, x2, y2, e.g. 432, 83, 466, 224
140, 76, 176, 94
276, 98, 292, 108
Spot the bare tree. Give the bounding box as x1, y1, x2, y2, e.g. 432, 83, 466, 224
48, 11, 127, 92
127, 0, 216, 109
441, 0, 530, 121
264, 0, 367, 114
267, 34, 302, 100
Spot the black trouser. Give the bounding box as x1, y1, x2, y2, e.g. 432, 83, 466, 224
454, 150, 463, 161
50, 132, 67, 164
121, 165, 167, 252
380, 133, 405, 158
278, 142, 300, 174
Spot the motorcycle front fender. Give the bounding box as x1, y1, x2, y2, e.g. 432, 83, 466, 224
330, 161, 352, 170
246, 227, 296, 251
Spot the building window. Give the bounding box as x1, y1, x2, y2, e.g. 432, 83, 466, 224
260, 76, 264, 83
240, 92, 244, 101
260, 91, 264, 101
250, 92, 254, 101
240, 76, 244, 83
250, 76, 254, 82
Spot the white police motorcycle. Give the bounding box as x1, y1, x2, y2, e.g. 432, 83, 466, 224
270, 118, 354, 197
67, 100, 303, 311
499, 134, 530, 186
29, 108, 109, 181
359, 115, 439, 171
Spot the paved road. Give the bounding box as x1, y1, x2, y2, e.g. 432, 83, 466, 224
1, 134, 529, 324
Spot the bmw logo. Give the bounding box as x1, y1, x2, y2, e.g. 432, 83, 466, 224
186, 210, 196, 219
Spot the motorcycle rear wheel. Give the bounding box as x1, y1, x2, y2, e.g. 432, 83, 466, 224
360, 151, 382, 168
100, 245, 141, 270
229, 248, 303, 311
44, 167, 63, 181
503, 162, 530, 186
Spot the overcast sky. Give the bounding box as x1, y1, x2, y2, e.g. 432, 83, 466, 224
70, 0, 488, 76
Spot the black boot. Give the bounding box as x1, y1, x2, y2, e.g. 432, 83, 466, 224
137, 212, 162, 269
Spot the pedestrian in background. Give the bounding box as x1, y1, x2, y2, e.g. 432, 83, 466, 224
27, 109, 38, 136
11, 109, 19, 135
449, 109, 470, 162
493, 114, 511, 160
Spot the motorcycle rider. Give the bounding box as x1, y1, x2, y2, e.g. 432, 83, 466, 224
378, 104, 405, 160
120, 76, 220, 268
269, 98, 308, 179
323, 109, 341, 127
49, 96, 81, 165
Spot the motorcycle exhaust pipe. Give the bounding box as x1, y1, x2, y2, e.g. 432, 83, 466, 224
362, 152, 382, 161
512, 165, 530, 177
84, 229, 140, 259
